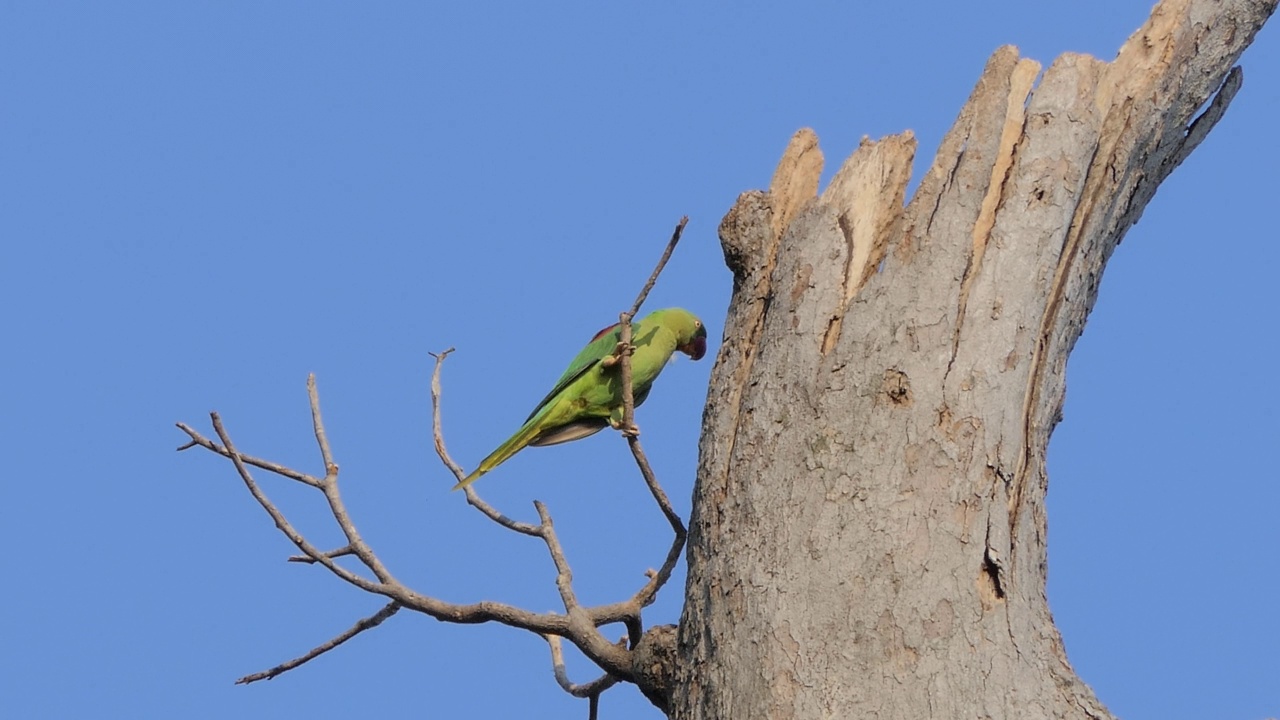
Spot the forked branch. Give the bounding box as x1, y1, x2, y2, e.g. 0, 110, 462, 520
178, 217, 695, 714
178, 382, 632, 683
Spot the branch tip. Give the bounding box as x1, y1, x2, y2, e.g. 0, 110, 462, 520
626, 216, 689, 318
236, 602, 402, 685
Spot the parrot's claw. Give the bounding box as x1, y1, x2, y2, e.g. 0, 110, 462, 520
600, 342, 634, 369
609, 418, 641, 437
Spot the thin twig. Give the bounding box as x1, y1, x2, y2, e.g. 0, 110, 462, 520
428, 349, 541, 536
175, 422, 322, 488
300, 378, 396, 585
183, 395, 636, 681
460, 476, 541, 535
319, 476, 396, 584
604, 330, 651, 653
209, 413, 384, 594
627, 216, 689, 317
616, 436, 689, 643
288, 544, 354, 564
427, 348, 465, 477
236, 602, 402, 684
543, 633, 621, 698
535, 501, 580, 614
527, 502, 630, 678
425, 354, 635, 678
611, 219, 693, 642
185, 219, 697, 689
307, 374, 337, 479
607, 215, 691, 434
627, 436, 686, 540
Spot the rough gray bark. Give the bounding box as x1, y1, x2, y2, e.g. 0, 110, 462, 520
656, 0, 1275, 717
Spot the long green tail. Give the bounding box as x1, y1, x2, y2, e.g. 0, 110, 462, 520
452, 415, 545, 491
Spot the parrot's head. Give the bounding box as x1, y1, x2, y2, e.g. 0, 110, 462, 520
669, 309, 708, 361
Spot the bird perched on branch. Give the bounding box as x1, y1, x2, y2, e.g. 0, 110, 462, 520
454, 308, 707, 490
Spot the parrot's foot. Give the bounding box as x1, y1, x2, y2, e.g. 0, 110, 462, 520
600, 342, 633, 369
609, 417, 641, 437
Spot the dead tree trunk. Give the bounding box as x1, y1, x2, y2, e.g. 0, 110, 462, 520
665, 0, 1275, 717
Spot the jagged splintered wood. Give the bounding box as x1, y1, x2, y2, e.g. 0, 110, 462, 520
663, 0, 1275, 718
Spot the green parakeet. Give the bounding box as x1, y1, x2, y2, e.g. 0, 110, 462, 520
454, 307, 707, 490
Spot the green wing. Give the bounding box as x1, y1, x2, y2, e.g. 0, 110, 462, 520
454, 309, 702, 490
524, 322, 623, 422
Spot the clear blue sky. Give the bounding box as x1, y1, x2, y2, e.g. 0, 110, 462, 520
2, 2, 1276, 718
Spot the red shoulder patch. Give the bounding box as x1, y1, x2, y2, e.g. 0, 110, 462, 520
591, 322, 620, 341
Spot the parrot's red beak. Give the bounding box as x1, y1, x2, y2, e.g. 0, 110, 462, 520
680, 325, 708, 361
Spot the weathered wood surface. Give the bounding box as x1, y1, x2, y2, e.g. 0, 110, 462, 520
660, 1, 1276, 717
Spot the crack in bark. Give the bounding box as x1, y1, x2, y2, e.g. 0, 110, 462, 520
923, 136, 965, 242
982, 524, 1007, 601
714, 133, 822, 493
822, 213, 857, 357
1010, 132, 1102, 546
944, 59, 1040, 389
1162, 65, 1244, 187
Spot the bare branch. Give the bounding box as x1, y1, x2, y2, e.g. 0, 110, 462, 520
318, 475, 396, 584
288, 544, 354, 564
596, 219, 695, 646
297, 378, 396, 584
625, 435, 687, 609
543, 633, 622, 698
182, 381, 393, 586
307, 373, 337, 479
425, 354, 635, 676
627, 216, 689, 318
427, 348, 464, 477
184, 397, 635, 683
428, 349, 542, 536
609, 221, 691, 615
625, 438, 685, 538
613, 216, 690, 433
182, 219, 697, 693
208, 413, 385, 594
175, 422, 322, 488
534, 501, 581, 614
236, 602, 402, 684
